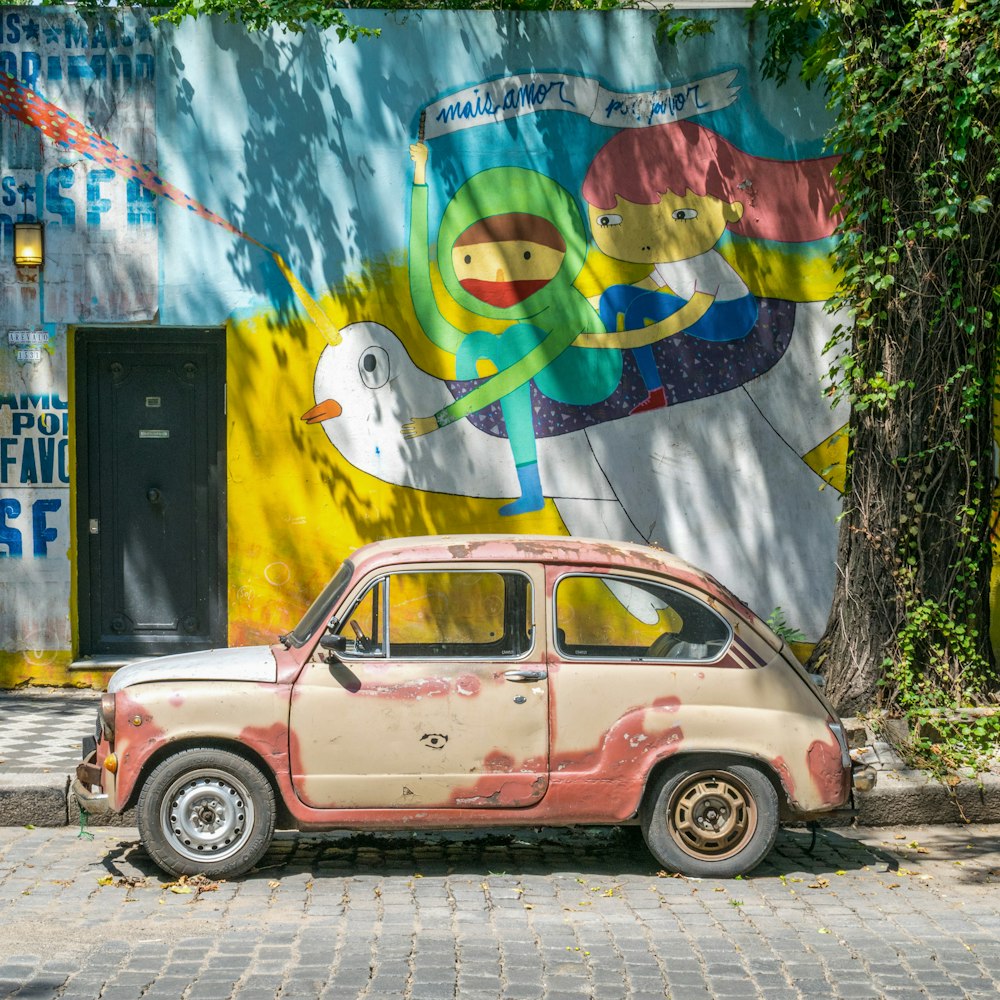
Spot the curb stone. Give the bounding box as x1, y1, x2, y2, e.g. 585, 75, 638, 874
855, 768, 1000, 825
841, 716, 1000, 826
0, 773, 70, 827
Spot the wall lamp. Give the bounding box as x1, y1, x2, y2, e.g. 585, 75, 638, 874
13, 221, 44, 267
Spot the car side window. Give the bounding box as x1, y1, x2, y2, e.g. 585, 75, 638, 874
336, 579, 385, 656
387, 571, 532, 659
554, 574, 730, 662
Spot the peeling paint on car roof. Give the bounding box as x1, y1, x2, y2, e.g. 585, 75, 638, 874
350, 535, 708, 583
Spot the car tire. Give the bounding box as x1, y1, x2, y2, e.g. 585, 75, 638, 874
137, 747, 276, 879
641, 756, 779, 878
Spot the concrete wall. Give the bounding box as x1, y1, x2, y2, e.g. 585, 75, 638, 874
1, 5, 860, 684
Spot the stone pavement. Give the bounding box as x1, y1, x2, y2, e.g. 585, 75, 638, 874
2, 686, 1000, 828
1, 823, 1000, 999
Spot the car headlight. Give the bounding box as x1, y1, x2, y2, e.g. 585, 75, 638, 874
99, 692, 116, 741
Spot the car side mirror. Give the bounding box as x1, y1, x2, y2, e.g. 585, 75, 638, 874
320, 633, 348, 653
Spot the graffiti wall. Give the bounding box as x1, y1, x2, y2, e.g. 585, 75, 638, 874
1, 5, 858, 682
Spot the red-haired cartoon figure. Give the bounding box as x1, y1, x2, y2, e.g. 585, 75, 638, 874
579, 120, 840, 413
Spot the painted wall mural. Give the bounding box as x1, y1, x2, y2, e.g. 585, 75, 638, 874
303, 64, 846, 639
7, 5, 969, 681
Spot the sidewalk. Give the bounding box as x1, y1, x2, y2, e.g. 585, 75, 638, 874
0, 687, 97, 827
1, 686, 999, 828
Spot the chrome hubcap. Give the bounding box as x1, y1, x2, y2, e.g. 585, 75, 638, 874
668, 772, 757, 861
160, 768, 254, 863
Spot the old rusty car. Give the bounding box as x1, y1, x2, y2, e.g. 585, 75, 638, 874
74, 535, 873, 879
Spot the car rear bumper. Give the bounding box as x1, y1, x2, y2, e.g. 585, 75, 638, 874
798, 761, 877, 822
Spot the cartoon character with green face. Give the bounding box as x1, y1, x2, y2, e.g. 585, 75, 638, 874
403, 141, 621, 515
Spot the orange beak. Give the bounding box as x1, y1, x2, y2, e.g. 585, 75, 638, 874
301, 399, 343, 423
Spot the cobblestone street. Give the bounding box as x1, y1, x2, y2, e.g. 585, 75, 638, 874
1, 823, 999, 999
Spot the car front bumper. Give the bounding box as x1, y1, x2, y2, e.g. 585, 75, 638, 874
72, 747, 112, 815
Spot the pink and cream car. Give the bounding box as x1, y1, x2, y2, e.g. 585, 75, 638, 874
75, 535, 873, 879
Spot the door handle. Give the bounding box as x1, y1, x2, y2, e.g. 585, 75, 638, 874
503, 668, 547, 683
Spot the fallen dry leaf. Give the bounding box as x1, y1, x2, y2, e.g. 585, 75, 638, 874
162, 874, 220, 896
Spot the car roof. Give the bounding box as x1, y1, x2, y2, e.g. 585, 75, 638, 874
348, 534, 721, 596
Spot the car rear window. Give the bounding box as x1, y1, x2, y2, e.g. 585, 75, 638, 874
554, 574, 730, 662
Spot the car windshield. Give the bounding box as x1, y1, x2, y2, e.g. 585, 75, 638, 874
282, 560, 354, 647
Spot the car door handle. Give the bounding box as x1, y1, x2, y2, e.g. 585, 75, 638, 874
503, 669, 547, 682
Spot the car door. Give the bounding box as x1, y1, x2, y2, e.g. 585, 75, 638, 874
288, 564, 549, 810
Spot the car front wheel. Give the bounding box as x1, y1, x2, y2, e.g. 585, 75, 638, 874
641, 756, 779, 878
137, 748, 276, 879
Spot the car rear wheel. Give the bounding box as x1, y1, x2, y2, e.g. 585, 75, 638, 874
641, 756, 779, 878
137, 748, 276, 879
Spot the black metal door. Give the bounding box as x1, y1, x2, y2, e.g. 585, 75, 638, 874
76, 330, 226, 656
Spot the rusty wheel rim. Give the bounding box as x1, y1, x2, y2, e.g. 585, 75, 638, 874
667, 771, 758, 861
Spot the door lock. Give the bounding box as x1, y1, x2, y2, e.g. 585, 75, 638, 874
146, 488, 162, 503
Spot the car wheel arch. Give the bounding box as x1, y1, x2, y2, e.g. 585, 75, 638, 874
636, 750, 792, 820
124, 736, 287, 821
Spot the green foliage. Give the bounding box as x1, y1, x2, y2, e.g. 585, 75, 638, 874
57, 0, 638, 42
747, 1, 1000, 761
654, 7, 717, 46
872, 701, 1000, 781
766, 608, 808, 645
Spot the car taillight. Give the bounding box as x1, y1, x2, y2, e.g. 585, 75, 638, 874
100, 692, 116, 740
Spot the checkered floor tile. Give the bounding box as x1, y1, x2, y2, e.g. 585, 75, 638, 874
0, 695, 99, 776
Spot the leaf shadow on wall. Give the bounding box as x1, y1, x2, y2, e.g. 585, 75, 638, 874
161, 12, 845, 643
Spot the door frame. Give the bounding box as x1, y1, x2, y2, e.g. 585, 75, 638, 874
73, 327, 227, 657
